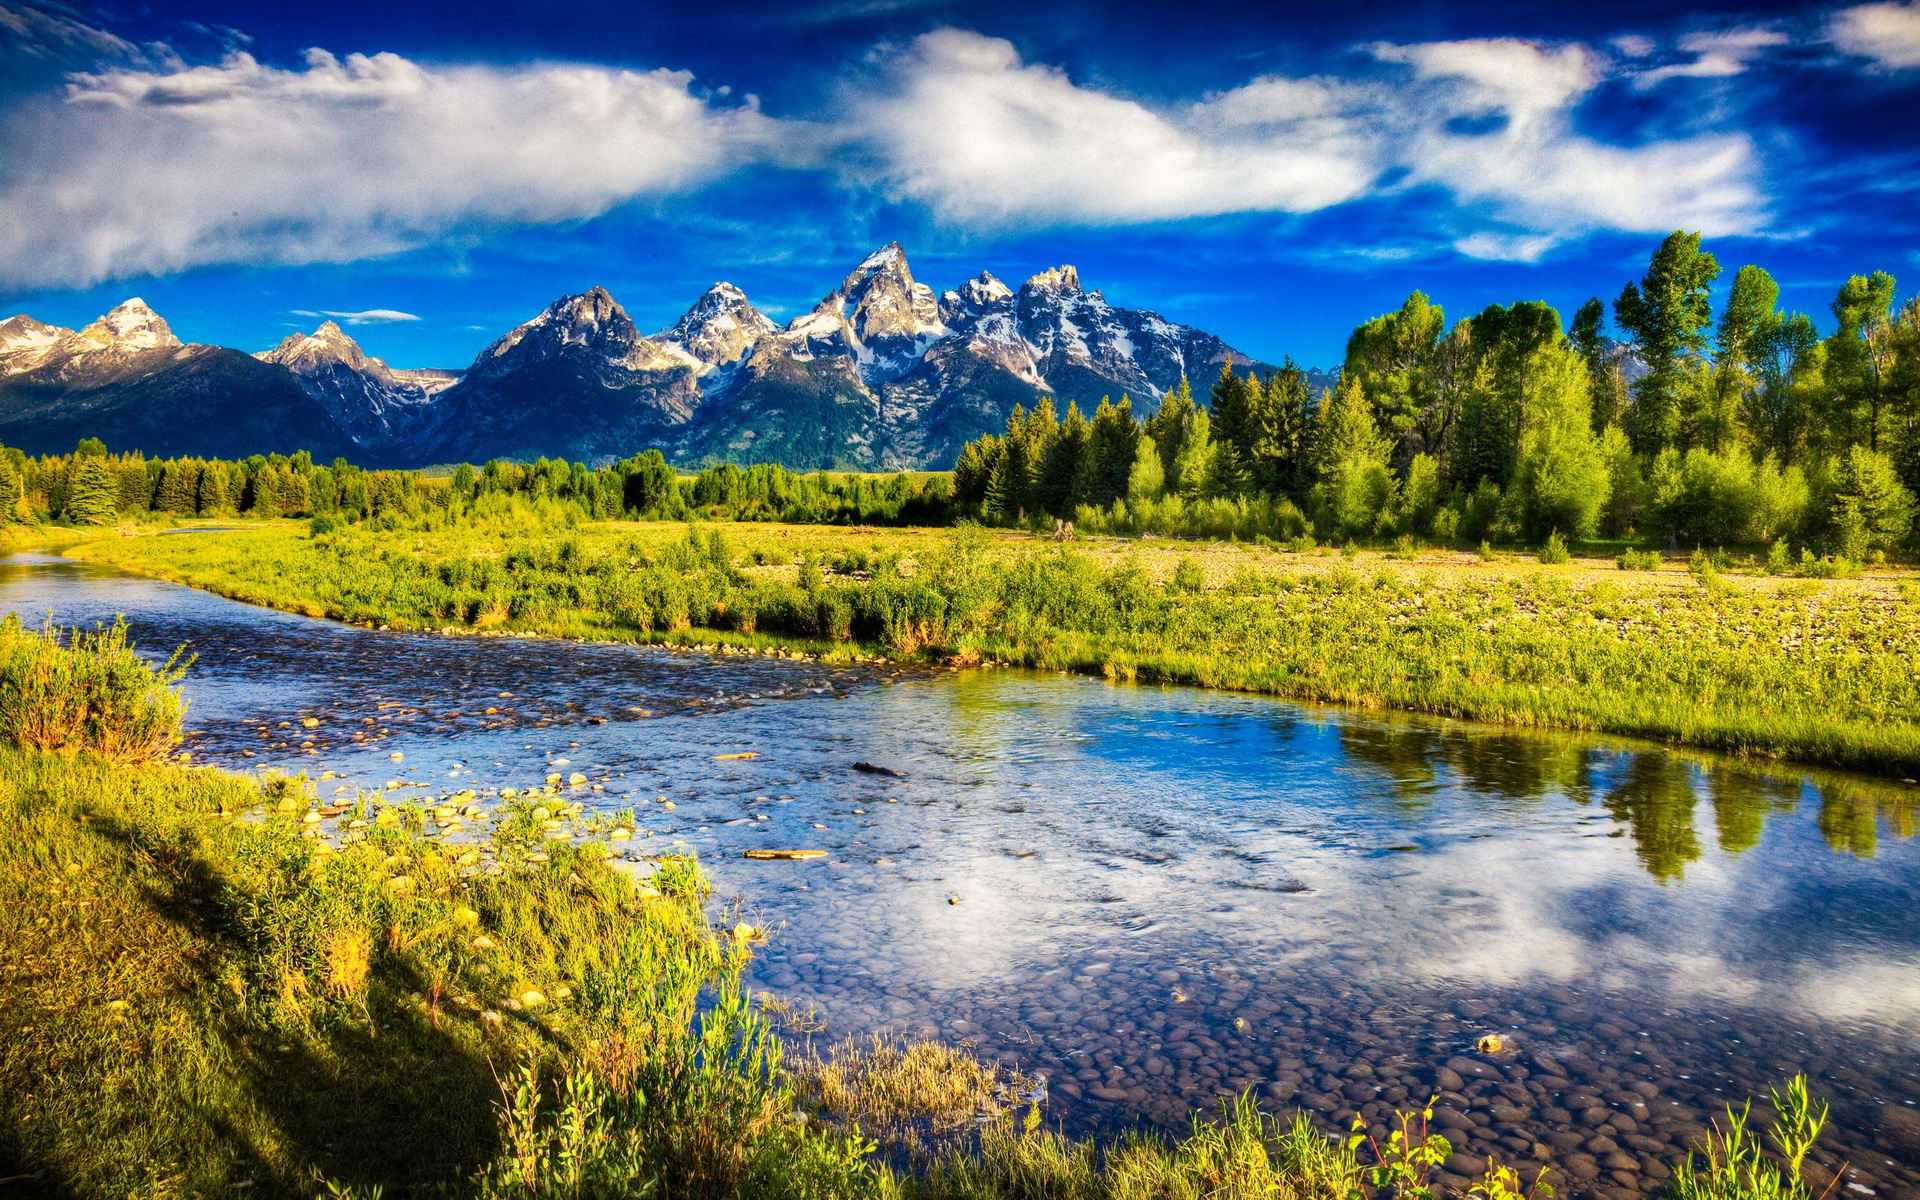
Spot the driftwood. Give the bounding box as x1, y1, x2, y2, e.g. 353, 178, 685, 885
852, 761, 906, 777
742, 849, 828, 860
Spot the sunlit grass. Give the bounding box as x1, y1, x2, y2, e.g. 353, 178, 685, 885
71, 520, 1920, 775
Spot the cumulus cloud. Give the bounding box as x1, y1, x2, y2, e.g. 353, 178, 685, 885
1830, 1, 1920, 68
293, 308, 420, 324
849, 30, 1764, 254
846, 29, 1380, 226
0, 46, 800, 288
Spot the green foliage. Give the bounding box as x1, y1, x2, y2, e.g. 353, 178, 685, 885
1669, 1076, 1829, 1200
1616, 231, 1723, 453
1617, 549, 1661, 572
1537, 531, 1570, 564
1823, 444, 1914, 558
1512, 343, 1610, 539
0, 615, 187, 761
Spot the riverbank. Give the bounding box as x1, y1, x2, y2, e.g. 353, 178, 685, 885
66, 520, 1920, 777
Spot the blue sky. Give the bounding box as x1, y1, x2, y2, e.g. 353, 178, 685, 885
1, 0, 1916, 369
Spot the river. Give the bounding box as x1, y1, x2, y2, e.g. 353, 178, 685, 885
5, 550, 1918, 1200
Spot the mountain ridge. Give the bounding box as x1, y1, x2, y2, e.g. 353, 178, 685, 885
0, 246, 1291, 468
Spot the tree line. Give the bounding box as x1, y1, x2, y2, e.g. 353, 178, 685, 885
953, 232, 1919, 560
0, 440, 953, 530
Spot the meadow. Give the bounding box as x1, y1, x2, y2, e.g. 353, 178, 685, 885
0, 570, 1846, 1200
69, 517, 1920, 777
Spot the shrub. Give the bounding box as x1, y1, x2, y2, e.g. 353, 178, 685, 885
1537, 531, 1570, 565
0, 615, 187, 762
1617, 549, 1661, 571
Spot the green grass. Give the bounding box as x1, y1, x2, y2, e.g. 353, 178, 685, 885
69, 520, 1920, 776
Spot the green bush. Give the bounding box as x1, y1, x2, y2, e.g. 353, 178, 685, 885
0, 615, 187, 762
1537, 531, 1570, 564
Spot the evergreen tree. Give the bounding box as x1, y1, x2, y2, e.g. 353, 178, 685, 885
1076, 397, 1139, 509
952, 437, 999, 508
1570, 297, 1630, 433
1615, 231, 1722, 453
1825, 444, 1914, 557
66, 456, 118, 525
1208, 364, 1256, 494
1038, 403, 1088, 517
1126, 434, 1164, 502
1313, 376, 1394, 537
115, 456, 149, 513
0, 458, 23, 524
1145, 378, 1194, 479
1251, 362, 1316, 499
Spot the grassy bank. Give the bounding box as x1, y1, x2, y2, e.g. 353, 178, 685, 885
69, 520, 1920, 777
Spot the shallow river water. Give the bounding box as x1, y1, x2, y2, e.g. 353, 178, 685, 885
6, 551, 1920, 1199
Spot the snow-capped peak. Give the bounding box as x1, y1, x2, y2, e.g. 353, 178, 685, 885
657, 281, 776, 369
78, 298, 182, 352
0, 314, 63, 355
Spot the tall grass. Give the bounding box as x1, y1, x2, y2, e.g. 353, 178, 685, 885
0, 614, 187, 761
72, 522, 1920, 775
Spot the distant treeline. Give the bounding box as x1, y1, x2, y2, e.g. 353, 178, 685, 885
955, 232, 1919, 559
0, 440, 953, 529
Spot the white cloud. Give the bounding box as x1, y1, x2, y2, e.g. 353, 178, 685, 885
293, 308, 421, 324
1366, 37, 1764, 239
847, 29, 1381, 227
1632, 27, 1790, 88
1830, 1, 1920, 68
0, 46, 801, 288
1368, 37, 1599, 120
1454, 232, 1563, 262
850, 30, 1764, 249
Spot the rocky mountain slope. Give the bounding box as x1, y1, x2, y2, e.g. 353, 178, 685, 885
0, 300, 355, 460
255, 322, 458, 458
1, 246, 1269, 468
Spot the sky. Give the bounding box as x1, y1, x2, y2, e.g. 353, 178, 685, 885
1, 0, 1917, 370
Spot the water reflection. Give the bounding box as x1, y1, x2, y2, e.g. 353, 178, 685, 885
6, 552, 1920, 1198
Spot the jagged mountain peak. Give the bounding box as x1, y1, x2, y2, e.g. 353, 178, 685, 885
78, 297, 181, 352
941, 271, 1016, 325
261, 321, 383, 376
797, 241, 944, 357
1022, 265, 1083, 296
658, 281, 777, 368
0, 313, 63, 354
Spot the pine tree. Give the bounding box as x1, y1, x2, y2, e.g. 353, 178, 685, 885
1171, 407, 1214, 500
0, 458, 24, 524
1126, 434, 1164, 502
1615, 231, 1721, 454
65, 457, 118, 525
1038, 404, 1088, 516
1208, 364, 1256, 494
1145, 378, 1195, 478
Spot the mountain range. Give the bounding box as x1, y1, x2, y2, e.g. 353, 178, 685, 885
0, 244, 1281, 470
